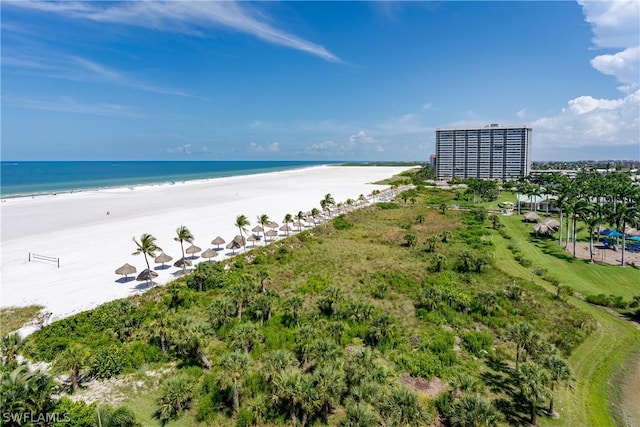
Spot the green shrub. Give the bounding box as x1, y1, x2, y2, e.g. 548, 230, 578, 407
186, 262, 226, 291
461, 331, 493, 357
586, 293, 611, 307
371, 282, 388, 299
333, 215, 354, 230
89, 345, 127, 379
126, 340, 166, 368
395, 351, 444, 380
377, 202, 399, 209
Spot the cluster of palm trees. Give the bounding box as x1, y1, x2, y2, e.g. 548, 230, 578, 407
507, 321, 573, 425
129, 186, 410, 280
518, 170, 639, 265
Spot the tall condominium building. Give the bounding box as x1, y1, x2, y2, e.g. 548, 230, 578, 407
434, 124, 532, 180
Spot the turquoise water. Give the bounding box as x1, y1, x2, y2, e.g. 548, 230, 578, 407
0, 161, 336, 197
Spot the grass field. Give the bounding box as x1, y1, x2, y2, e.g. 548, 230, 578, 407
493, 215, 640, 427
0, 305, 43, 336
499, 215, 639, 301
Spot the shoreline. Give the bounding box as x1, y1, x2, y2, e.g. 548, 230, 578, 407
0, 161, 334, 200
0, 165, 412, 330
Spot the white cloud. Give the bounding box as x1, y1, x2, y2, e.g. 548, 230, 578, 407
578, 0, 639, 48
248, 141, 280, 153
349, 130, 375, 144
579, 0, 639, 93
531, 90, 639, 148
4, 95, 140, 117
527, 1, 640, 157
7, 1, 340, 63
167, 144, 192, 154
268, 142, 280, 152
590, 46, 639, 92
305, 140, 338, 154
516, 108, 528, 119
422, 103, 433, 110
4, 52, 194, 97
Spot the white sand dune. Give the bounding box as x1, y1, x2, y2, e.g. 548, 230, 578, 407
0, 165, 411, 326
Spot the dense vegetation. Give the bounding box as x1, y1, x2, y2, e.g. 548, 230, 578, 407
2, 168, 637, 426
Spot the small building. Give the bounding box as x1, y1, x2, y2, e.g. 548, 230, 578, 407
515, 194, 557, 212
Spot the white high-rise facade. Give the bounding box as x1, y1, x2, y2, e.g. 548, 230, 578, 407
435, 124, 532, 180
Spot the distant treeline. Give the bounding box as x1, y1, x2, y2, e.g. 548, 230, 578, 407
339, 161, 426, 167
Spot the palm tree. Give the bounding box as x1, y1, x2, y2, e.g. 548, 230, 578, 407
313, 364, 347, 422
310, 207, 321, 225
219, 351, 251, 414
226, 276, 254, 321
229, 322, 263, 355
448, 393, 501, 427
53, 344, 89, 392
132, 233, 162, 273
156, 375, 194, 423
542, 355, 573, 416
271, 368, 304, 425
0, 333, 26, 365
381, 387, 429, 426
174, 225, 194, 273
507, 322, 536, 371
283, 213, 293, 236
340, 402, 380, 427
323, 193, 336, 218
296, 211, 306, 232
517, 362, 550, 425
146, 311, 173, 353
285, 295, 304, 326
611, 203, 639, 266
258, 214, 270, 245
176, 324, 212, 369
262, 350, 297, 383
235, 214, 250, 252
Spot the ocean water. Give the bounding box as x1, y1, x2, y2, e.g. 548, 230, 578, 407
0, 161, 336, 198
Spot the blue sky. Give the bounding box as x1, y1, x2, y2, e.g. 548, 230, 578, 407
2, 1, 638, 161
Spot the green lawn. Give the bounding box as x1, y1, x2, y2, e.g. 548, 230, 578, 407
493, 217, 640, 427
499, 215, 639, 301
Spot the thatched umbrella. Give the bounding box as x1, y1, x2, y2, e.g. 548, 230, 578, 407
252, 225, 264, 234
533, 223, 550, 235
211, 236, 226, 250
201, 248, 218, 262
541, 218, 560, 231
185, 244, 202, 259
293, 220, 304, 231
265, 229, 278, 242
226, 238, 243, 254
268, 221, 279, 229
247, 234, 260, 247
154, 252, 173, 268
136, 268, 158, 282
174, 257, 193, 268
279, 224, 292, 234
115, 263, 136, 280
524, 212, 540, 223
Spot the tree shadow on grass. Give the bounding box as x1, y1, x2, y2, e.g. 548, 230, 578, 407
483, 359, 531, 426
494, 397, 531, 426
528, 236, 579, 263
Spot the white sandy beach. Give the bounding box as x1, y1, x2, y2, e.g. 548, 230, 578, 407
0, 165, 412, 328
